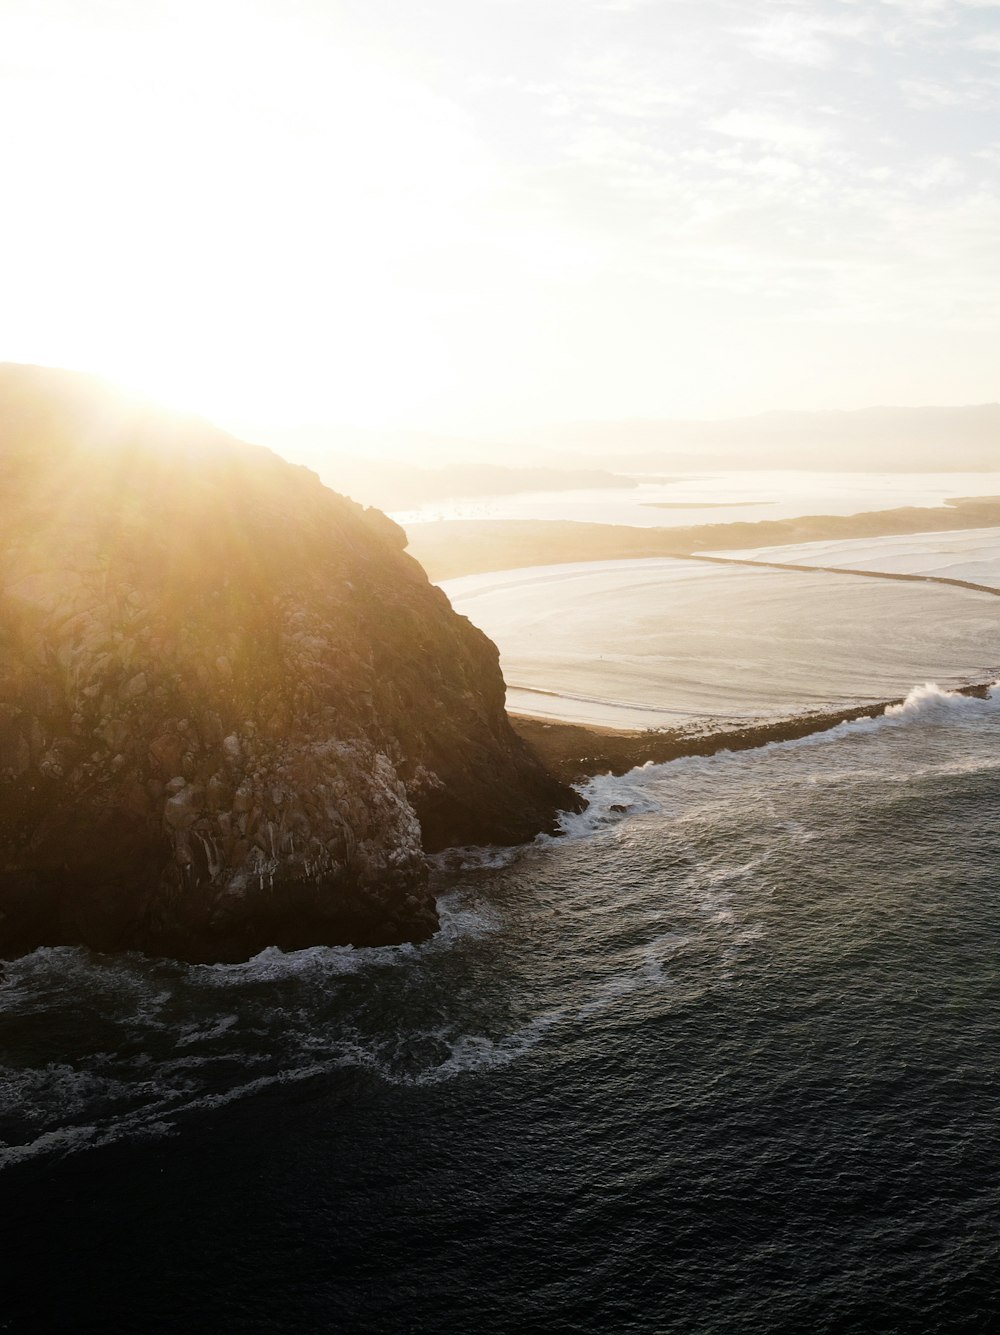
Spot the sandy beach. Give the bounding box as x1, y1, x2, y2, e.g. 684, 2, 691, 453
406, 496, 1000, 582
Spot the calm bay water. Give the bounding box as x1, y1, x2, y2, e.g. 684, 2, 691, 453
3, 684, 1000, 1332
444, 559, 1000, 728
392, 469, 1000, 529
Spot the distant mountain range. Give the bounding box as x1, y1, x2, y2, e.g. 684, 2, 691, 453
311, 458, 642, 510
249, 406, 1000, 497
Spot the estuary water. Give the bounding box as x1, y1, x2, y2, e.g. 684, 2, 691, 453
391, 469, 1000, 529
3, 683, 1000, 1332
443, 558, 1000, 728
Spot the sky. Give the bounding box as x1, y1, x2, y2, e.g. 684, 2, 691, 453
1, 0, 999, 438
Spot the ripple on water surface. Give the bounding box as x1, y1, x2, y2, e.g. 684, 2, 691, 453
443, 559, 1000, 728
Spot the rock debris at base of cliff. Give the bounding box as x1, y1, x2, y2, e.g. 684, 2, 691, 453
0, 364, 580, 962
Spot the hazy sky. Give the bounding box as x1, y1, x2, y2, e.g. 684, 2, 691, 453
1, 0, 999, 434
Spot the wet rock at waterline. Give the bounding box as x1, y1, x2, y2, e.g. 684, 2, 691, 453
0, 364, 579, 961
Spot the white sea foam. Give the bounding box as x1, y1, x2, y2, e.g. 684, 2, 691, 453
0, 1064, 334, 1171
886, 678, 999, 717
185, 892, 495, 992
429, 893, 502, 944
174, 1014, 240, 1046
575, 959, 676, 1021
0, 990, 573, 1167
3, 1015, 549, 1169
430, 844, 523, 872
772, 679, 1000, 750
632, 680, 1000, 779
191, 940, 417, 987
0, 889, 521, 1171
413, 1011, 566, 1084
511, 680, 1000, 865
544, 772, 663, 842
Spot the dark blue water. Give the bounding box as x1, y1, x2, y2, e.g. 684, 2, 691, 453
3, 684, 1000, 1333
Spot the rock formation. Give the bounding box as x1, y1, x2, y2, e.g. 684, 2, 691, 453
0, 364, 580, 961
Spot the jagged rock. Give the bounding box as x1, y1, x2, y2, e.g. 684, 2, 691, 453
0, 364, 581, 962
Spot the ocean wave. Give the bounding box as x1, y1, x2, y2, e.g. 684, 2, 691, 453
528, 680, 1000, 851
0, 1010, 568, 1171
0, 1063, 332, 1172
0, 891, 518, 1172
190, 940, 419, 987
546, 774, 663, 842
411, 1011, 566, 1085
648, 679, 999, 773
775, 679, 1000, 749
430, 844, 524, 872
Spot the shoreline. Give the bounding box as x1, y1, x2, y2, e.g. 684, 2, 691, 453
406, 498, 1000, 582
681, 551, 1000, 598
510, 681, 995, 784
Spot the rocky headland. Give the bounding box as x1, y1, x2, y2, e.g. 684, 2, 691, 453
0, 365, 579, 962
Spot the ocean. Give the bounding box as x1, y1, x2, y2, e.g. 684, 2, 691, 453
3, 683, 999, 1333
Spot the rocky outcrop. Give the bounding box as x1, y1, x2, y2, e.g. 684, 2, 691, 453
0, 365, 580, 961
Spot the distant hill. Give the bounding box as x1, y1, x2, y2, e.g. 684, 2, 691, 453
247, 405, 1000, 478
529, 405, 1000, 472
314, 458, 640, 511
241, 424, 641, 508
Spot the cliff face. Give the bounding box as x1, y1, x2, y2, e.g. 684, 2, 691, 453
0, 365, 580, 962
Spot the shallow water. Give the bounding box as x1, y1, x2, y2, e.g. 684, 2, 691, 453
3, 683, 1000, 1332
443, 558, 1000, 728
393, 469, 1000, 529
716, 525, 1000, 589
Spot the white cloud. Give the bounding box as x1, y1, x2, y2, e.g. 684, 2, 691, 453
3, 0, 1000, 426
737, 9, 873, 65
710, 109, 838, 156
899, 76, 971, 103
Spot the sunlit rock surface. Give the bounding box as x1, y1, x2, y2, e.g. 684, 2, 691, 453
0, 364, 578, 961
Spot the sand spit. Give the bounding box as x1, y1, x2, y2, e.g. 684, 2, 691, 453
408, 496, 1000, 582
511, 681, 996, 784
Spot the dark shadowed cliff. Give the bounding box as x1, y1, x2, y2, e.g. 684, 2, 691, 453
0, 365, 579, 961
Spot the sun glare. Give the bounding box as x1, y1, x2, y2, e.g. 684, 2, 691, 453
3, 0, 1000, 434
0, 2, 482, 428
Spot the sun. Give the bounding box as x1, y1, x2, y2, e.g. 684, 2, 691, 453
0, 1, 482, 430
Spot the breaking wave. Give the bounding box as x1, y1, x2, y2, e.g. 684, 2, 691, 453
546, 680, 1000, 845
764, 678, 1000, 750
0, 892, 512, 1172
